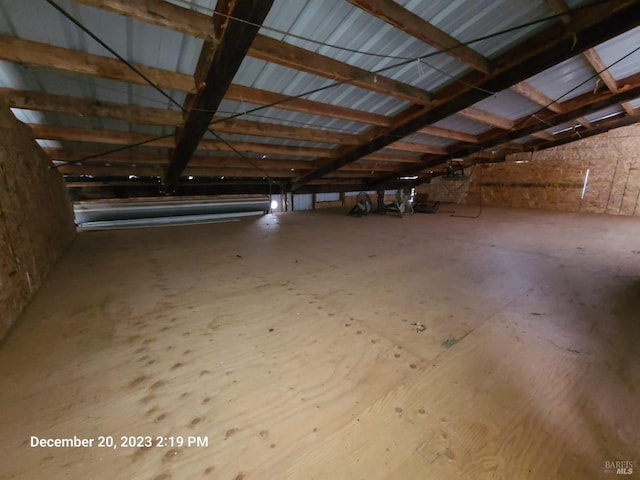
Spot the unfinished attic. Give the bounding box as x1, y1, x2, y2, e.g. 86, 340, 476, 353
0, 0, 639, 478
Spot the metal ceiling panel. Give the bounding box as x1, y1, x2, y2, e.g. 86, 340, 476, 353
584, 105, 624, 123
233, 55, 409, 117
474, 89, 542, 121
526, 55, 598, 102
216, 99, 371, 136
397, 0, 554, 59
403, 133, 455, 148
202, 131, 339, 151
432, 116, 492, 135
592, 26, 640, 82
261, 0, 470, 93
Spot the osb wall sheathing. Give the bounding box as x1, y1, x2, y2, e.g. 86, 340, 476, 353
0, 103, 76, 342
467, 124, 640, 215
415, 167, 474, 204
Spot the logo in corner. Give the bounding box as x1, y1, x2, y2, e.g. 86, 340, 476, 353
604, 461, 634, 475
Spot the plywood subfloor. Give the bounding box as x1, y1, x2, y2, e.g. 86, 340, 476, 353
1, 206, 639, 479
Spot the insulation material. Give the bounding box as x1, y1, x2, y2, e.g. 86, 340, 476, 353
0, 103, 75, 341
466, 124, 640, 216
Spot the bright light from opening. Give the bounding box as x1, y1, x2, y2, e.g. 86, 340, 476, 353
128, 174, 138, 179
188, 175, 194, 180
271, 200, 278, 210
398, 175, 419, 180
581, 168, 590, 199
514, 160, 529, 164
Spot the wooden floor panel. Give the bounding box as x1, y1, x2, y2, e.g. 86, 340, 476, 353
0, 206, 638, 479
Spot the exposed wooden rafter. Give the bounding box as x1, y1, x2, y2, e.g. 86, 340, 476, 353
378, 77, 640, 182
458, 107, 514, 130
582, 48, 620, 93
76, 0, 434, 105
530, 131, 556, 141
290, 0, 640, 190
2, 88, 367, 145
510, 81, 564, 113
0, 36, 391, 127
32, 124, 333, 158
418, 125, 479, 143
545, 0, 634, 120
0, 88, 183, 125
46, 148, 400, 173
165, 0, 275, 187
249, 34, 433, 105
346, 0, 491, 73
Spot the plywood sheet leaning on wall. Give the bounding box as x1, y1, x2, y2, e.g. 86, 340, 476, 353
0, 102, 76, 341
466, 124, 640, 216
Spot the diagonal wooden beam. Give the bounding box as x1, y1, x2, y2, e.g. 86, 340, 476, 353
225, 84, 391, 126
166, 0, 275, 187
31, 124, 333, 158
290, 0, 640, 190
379, 78, 640, 182
0, 34, 195, 90
621, 101, 637, 116
510, 81, 564, 113
417, 125, 478, 143
582, 48, 619, 92
0, 88, 183, 125
530, 131, 556, 141
183, 0, 232, 115
576, 116, 592, 128
249, 35, 433, 105
524, 112, 640, 151
386, 140, 447, 155
5, 88, 363, 145
346, 0, 491, 73
76, 0, 217, 39
458, 107, 514, 130
545, 0, 634, 120
77, 0, 433, 105
0, 35, 390, 127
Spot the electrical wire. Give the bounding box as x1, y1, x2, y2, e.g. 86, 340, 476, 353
45, 0, 626, 175
170, 0, 613, 62
44, 0, 186, 113
519, 43, 640, 133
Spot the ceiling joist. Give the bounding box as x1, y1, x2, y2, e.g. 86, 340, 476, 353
165, 0, 275, 186
290, 0, 640, 190
346, 0, 492, 73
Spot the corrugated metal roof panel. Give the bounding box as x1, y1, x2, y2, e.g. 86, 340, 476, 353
526, 56, 597, 102
233, 55, 410, 116
433, 116, 492, 135
403, 133, 455, 148
0, 0, 202, 75
202, 131, 338, 151
261, 0, 470, 93
474, 89, 542, 121
592, 26, 640, 82
401, 0, 553, 59
584, 105, 624, 123
549, 120, 578, 135
216, 99, 370, 135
